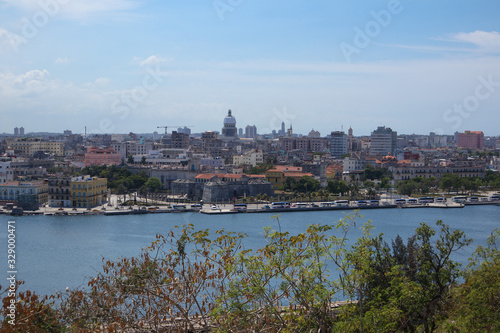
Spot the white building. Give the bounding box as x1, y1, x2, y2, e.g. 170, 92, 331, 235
370, 126, 397, 156
112, 141, 154, 159
491, 156, 500, 171
343, 157, 367, 172
233, 150, 264, 167
0, 162, 14, 184
330, 131, 348, 159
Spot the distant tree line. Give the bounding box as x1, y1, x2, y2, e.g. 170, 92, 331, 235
81, 165, 149, 193
80, 165, 166, 205
397, 171, 500, 196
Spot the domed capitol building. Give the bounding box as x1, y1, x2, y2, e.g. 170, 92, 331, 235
221, 109, 238, 139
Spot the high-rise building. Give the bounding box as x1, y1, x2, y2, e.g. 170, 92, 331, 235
221, 110, 238, 138
170, 131, 190, 149
347, 126, 354, 151
280, 122, 285, 136
245, 125, 257, 138
330, 131, 348, 158
14, 127, 19, 136
177, 126, 191, 135
457, 130, 484, 150
429, 132, 436, 149
238, 128, 243, 137
19, 127, 25, 136
370, 126, 397, 156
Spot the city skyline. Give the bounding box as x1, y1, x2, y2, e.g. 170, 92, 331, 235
1, 1, 500, 136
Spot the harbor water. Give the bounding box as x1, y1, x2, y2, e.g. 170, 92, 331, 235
1, 205, 498, 296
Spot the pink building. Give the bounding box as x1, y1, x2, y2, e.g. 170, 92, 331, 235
457, 131, 484, 150
84, 147, 121, 167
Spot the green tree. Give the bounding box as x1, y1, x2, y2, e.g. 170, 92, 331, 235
366, 187, 377, 199
139, 185, 148, 204
397, 180, 417, 196
293, 176, 320, 193
363, 180, 375, 189
282, 176, 297, 191
127, 155, 134, 164
446, 229, 500, 332
3, 216, 491, 333
144, 177, 162, 192
327, 180, 349, 195
336, 221, 472, 333
380, 176, 391, 189
363, 164, 391, 181
246, 163, 274, 175
440, 173, 461, 193
116, 183, 128, 204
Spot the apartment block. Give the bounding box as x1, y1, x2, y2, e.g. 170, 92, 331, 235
392, 164, 485, 182
0, 162, 14, 184
6, 138, 64, 156
457, 131, 484, 150
112, 141, 154, 159
70, 176, 107, 208
233, 149, 264, 167
84, 147, 121, 167
0, 180, 48, 210
265, 166, 314, 189
48, 176, 72, 208
370, 126, 398, 156
330, 131, 348, 159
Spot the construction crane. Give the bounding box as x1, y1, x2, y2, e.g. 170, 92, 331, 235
157, 125, 193, 135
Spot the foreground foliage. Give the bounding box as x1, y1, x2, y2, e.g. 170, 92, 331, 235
1, 214, 498, 332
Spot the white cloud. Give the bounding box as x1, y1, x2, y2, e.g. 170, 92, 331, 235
0, 69, 122, 131
0, 0, 141, 20
381, 31, 500, 56
10, 69, 51, 91
446, 31, 500, 53
1, 54, 500, 135
138, 55, 171, 67
94, 77, 110, 85
0, 28, 27, 53
55, 57, 69, 64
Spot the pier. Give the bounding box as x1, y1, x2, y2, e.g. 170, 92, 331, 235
3, 198, 498, 217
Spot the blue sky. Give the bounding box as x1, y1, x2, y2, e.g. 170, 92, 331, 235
1, 0, 499, 136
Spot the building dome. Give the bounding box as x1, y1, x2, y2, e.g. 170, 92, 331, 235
382, 154, 397, 162
308, 129, 321, 138
223, 109, 236, 125
222, 109, 238, 138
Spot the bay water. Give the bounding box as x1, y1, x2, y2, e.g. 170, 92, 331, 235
1, 205, 498, 296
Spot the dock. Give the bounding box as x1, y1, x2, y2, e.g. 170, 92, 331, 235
2, 199, 496, 217
199, 202, 469, 215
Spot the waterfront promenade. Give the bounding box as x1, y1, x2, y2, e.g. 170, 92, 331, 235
2, 192, 497, 216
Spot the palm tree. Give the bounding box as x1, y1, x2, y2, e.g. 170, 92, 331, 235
367, 188, 377, 199
139, 186, 148, 204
